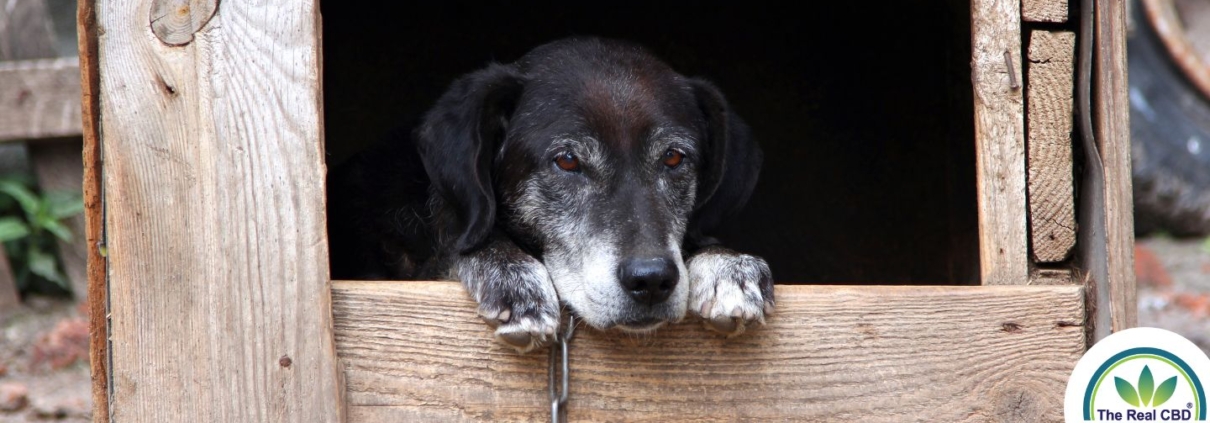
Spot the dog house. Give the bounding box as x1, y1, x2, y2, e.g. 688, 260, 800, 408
80, 0, 1133, 420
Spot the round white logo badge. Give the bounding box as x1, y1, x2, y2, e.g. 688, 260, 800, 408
1066, 327, 1210, 422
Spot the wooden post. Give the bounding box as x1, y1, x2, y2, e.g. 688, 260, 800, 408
972, 0, 1030, 285
89, 0, 345, 421
1026, 30, 1077, 263
1092, 0, 1137, 335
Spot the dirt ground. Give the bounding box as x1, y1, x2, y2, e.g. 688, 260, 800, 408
1135, 237, 1210, 354
0, 238, 1204, 421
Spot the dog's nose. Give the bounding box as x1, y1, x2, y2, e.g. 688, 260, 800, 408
618, 257, 678, 305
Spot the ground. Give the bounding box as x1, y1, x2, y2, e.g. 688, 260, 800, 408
0, 238, 1204, 421
0, 297, 90, 423
1135, 237, 1210, 354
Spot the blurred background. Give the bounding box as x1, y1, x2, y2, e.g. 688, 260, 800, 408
0, 0, 1207, 421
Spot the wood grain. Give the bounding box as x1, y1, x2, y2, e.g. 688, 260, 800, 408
77, 0, 107, 420
972, 0, 1030, 285
0, 58, 82, 142
1094, 0, 1137, 334
334, 281, 1085, 422
0, 0, 57, 60
29, 139, 87, 297
1026, 30, 1077, 263
1022, 0, 1069, 23
97, 0, 345, 421
0, 242, 18, 315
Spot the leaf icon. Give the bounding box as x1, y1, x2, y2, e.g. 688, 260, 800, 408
1152, 377, 1178, 407
1117, 377, 1141, 407
1140, 366, 1155, 406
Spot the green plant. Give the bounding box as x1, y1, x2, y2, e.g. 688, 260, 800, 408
0, 176, 84, 293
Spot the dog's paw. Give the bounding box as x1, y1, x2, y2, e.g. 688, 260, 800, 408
459, 254, 561, 353
687, 248, 774, 337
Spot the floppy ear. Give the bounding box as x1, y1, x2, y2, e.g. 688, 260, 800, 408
415, 63, 524, 254
688, 78, 763, 236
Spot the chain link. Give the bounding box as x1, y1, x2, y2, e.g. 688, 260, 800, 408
549, 315, 576, 423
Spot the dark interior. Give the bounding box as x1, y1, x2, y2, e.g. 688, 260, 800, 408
322, 0, 980, 284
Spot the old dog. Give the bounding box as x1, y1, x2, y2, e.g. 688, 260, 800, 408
329, 37, 773, 352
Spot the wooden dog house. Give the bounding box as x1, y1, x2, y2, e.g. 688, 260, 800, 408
79, 0, 1134, 421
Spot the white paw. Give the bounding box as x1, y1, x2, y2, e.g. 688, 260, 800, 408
459, 254, 561, 353
687, 249, 774, 337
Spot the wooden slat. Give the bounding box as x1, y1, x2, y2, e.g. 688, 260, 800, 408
28, 139, 87, 297
972, 0, 1030, 285
1094, 0, 1137, 334
77, 0, 107, 420
96, 0, 345, 421
1022, 0, 1069, 23
333, 281, 1085, 422
0, 242, 19, 315
0, 0, 57, 60
1026, 30, 1077, 263
0, 58, 83, 142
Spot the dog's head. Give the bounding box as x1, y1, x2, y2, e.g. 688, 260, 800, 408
416, 38, 761, 332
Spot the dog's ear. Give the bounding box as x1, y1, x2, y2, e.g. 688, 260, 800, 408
415, 63, 524, 254
688, 78, 763, 236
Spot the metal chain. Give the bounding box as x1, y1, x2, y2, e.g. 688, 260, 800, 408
549, 315, 576, 423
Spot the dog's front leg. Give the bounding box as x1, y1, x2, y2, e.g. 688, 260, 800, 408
687, 245, 774, 336
455, 236, 560, 353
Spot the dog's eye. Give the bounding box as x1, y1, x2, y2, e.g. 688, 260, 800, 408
554, 152, 581, 172
662, 149, 685, 169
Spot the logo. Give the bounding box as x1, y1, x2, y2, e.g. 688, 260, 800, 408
1066, 328, 1210, 422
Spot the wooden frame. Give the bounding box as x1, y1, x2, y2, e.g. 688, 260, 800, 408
79, 0, 1134, 421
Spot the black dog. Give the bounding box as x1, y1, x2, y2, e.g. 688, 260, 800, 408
329, 38, 772, 352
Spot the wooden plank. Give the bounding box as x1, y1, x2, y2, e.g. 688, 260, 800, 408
1094, 0, 1136, 334
1022, 0, 1069, 23
0, 0, 58, 60
0, 58, 83, 142
972, 0, 1030, 285
76, 0, 107, 420
96, 0, 345, 421
0, 242, 19, 315
333, 281, 1085, 422
28, 138, 87, 298
1026, 30, 1077, 263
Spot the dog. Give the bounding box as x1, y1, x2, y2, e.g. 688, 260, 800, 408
329, 37, 773, 352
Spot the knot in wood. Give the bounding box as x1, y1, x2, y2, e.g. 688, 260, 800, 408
150, 0, 219, 46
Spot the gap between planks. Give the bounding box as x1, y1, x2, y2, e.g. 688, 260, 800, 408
333, 281, 1084, 422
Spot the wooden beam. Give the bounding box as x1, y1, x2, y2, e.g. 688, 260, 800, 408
972, 0, 1030, 285
1022, 0, 1069, 23
0, 242, 19, 316
1026, 30, 1077, 263
1093, 0, 1136, 334
0, 59, 83, 142
28, 138, 87, 297
96, 0, 345, 421
333, 281, 1085, 422
77, 0, 107, 420
0, 0, 57, 60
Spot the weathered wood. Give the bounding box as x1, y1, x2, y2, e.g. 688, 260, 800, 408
28, 138, 87, 298
0, 58, 83, 142
0, 0, 58, 60
334, 281, 1085, 422
1029, 267, 1074, 285
1026, 30, 1077, 263
77, 0, 107, 420
0, 242, 19, 315
972, 0, 1029, 285
1022, 0, 1069, 23
149, 0, 219, 46
96, 0, 345, 421
1094, 0, 1137, 334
